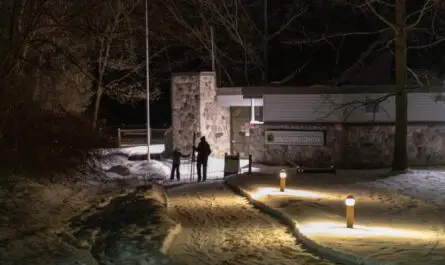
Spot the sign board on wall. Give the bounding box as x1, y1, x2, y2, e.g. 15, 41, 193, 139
265, 130, 325, 146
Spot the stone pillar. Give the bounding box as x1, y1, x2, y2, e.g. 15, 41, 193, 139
198, 72, 230, 158
171, 73, 201, 154
171, 72, 230, 158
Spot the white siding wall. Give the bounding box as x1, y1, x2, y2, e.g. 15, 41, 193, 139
217, 95, 264, 107
263, 93, 445, 122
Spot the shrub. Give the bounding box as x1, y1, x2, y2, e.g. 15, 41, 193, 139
0, 99, 114, 182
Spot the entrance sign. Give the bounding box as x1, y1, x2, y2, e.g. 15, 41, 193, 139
265, 130, 325, 146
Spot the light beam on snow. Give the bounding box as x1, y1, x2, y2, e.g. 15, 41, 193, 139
299, 221, 433, 240
122, 145, 165, 156
250, 187, 324, 200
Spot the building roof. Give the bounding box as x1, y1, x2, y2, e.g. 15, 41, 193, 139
217, 85, 445, 98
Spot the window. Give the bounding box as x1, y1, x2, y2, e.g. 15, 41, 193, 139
365, 98, 380, 114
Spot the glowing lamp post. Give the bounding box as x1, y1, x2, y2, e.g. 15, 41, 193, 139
345, 195, 355, 228
279, 169, 287, 192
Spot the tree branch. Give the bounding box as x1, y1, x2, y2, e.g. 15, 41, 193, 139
406, 0, 435, 29
268, 4, 308, 40
282, 28, 392, 45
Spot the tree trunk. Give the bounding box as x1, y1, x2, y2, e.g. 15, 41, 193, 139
92, 86, 104, 131
392, 0, 408, 171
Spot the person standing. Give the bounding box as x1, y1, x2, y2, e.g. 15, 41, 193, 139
194, 136, 212, 182
170, 147, 189, 181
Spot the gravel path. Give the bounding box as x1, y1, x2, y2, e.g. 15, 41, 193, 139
166, 180, 335, 265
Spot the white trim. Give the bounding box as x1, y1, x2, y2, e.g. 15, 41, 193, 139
250, 99, 255, 121
217, 95, 263, 107
249, 98, 264, 124
250, 120, 264, 125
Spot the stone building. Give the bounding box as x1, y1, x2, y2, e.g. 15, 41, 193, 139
171, 71, 445, 168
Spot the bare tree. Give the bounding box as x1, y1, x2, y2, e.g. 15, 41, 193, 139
0, 0, 160, 123
0, 0, 120, 175
0, 0, 96, 112
280, 1, 445, 170
156, 0, 310, 86
79, 0, 157, 130
336, 0, 445, 171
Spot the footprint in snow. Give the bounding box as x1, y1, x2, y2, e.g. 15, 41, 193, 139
278, 200, 303, 208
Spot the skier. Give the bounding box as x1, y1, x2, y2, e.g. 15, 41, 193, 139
170, 147, 190, 181
194, 136, 212, 182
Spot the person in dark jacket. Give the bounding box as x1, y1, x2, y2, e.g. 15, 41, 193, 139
170, 147, 190, 181
194, 136, 212, 182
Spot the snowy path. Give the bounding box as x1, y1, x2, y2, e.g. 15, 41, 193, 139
166, 181, 335, 265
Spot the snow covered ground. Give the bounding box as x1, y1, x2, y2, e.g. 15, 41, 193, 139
93, 146, 338, 264
117, 144, 166, 157
68, 184, 175, 265
360, 169, 445, 205
103, 144, 166, 157
228, 169, 445, 265
166, 181, 334, 265
97, 149, 171, 182
93, 147, 445, 264
0, 179, 101, 265
1, 153, 177, 265
161, 156, 251, 181
96, 145, 251, 185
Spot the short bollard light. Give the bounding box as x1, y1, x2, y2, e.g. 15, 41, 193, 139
345, 195, 356, 228
279, 169, 287, 192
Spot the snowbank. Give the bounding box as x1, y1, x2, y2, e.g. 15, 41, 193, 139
0, 178, 100, 265
360, 169, 445, 205
68, 183, 177, 265
90, 146, 171, 185
0, 176, 178, 265
102, 144, 166, 157
101, 156, 171, 183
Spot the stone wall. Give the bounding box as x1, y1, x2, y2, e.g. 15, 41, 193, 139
199, 74, 230, 157
341, 125, 445, 167
231, 106, 445, 167
235, 123, 337, 167
171, 72, 230, 158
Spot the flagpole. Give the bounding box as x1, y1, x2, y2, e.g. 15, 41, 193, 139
145, 0, 151, 162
